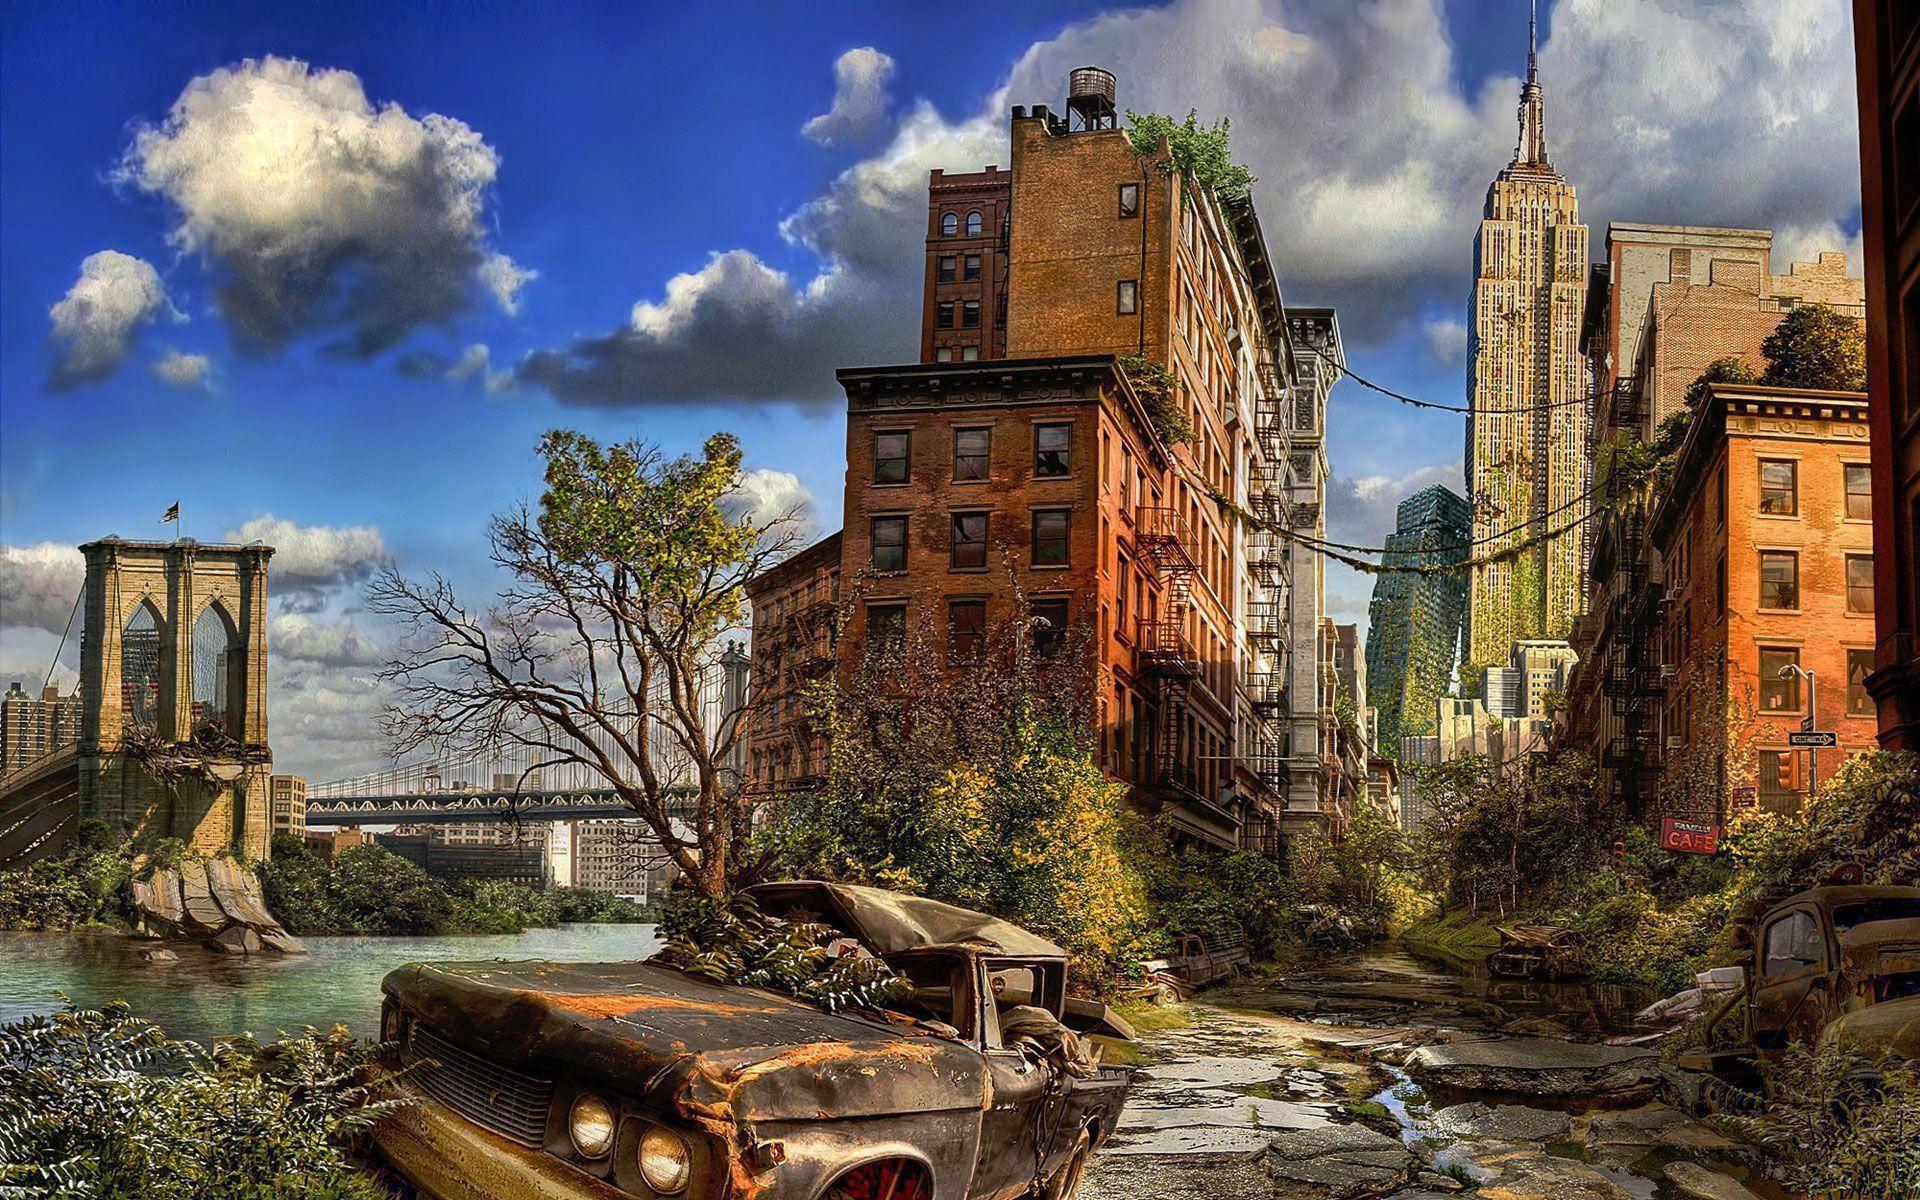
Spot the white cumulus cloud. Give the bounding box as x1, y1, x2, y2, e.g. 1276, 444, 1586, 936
0, 543, 87, 634
802, 47, 897, 145
224, 515, 388, 599
113, 56, 531, 356
1422, 318, 1468, 366
270, 611, 386, 668
151, 348, 212, 389
47, 251, 178, 389
727, 468, 818, 538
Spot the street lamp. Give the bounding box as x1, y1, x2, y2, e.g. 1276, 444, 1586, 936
1777, 663, 1819, 805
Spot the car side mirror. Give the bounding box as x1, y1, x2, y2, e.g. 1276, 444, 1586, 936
1728, 925, 1755, 953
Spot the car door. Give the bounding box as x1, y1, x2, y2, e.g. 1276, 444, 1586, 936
972, 962, 1052, 1198
1751, 907, 1828, 1047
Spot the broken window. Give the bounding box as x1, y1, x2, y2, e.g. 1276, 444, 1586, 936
871, 516, 907, 572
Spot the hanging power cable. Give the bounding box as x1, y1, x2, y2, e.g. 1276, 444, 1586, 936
1300, 339, 1591, 416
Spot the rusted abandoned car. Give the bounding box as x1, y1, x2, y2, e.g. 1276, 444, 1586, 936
1742, 884, 1920, 1056
1486, 924, 1589, 981
1133, 927, 1250, 1002
371, 881, 1136, 1200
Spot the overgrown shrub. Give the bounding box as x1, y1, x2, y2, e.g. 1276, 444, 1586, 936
1715, 1042, 1920, 1200
0, 821, 134, 932
0, 1001, 397, 1199
651, 894, 909, 1014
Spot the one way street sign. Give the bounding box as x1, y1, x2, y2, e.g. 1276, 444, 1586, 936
1788, 731, 1838, 748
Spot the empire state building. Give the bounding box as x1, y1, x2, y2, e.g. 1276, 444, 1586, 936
1464, 10, 1590, 672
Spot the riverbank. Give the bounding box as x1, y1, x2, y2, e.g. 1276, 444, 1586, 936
0, 922, 661, 1044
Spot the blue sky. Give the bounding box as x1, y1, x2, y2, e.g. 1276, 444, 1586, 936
0, 0, 1866, 779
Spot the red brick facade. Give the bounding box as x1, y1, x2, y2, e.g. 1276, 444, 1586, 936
1650, 384, 1878, 816
920, 167, 1011, 363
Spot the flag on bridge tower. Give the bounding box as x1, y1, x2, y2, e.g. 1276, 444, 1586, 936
161, 502, 179, 524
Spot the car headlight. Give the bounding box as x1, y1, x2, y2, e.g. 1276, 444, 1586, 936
568, 1092, 617, 1159
638, 1124, 692, 1194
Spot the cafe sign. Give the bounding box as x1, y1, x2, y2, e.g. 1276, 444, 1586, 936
1661, 817, 1720, 856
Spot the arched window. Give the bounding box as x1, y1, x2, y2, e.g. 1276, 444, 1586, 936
121, 603, 163, 735
941, 212, 958, 236
965, 211, 983, 236
192, 603, 238, 738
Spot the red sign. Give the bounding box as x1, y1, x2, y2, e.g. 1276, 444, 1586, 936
1661, 817, 1720, 856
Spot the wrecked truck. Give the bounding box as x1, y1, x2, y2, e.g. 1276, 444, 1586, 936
1691, 884, 1920, 1068
371, 881, 1136, 1200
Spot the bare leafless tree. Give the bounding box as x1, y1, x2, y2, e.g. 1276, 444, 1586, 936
367, 431, 799, 896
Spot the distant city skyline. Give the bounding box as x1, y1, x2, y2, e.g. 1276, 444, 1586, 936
0, 0, 1869, 781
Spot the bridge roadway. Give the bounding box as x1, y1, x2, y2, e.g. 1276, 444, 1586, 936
302, 789, 695, 827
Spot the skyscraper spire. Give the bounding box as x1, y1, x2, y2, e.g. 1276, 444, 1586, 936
1515, 0, 1549, 165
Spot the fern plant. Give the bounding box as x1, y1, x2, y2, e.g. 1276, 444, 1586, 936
1712, 1041, 1920, 1200
651, 895, 910, 1014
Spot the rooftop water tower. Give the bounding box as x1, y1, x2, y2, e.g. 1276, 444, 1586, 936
1066, 66, 1117, 131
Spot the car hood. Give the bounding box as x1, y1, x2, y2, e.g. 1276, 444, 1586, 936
382, 959, 987, 1124
1822, 995, 1920, 1059
1837, 918, 1920, 977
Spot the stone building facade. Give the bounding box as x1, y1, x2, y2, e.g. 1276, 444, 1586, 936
77, 538, 274, 859
1852, 0, 1920, 750
268, 773, 306, 837
1465, 31, 1591, 672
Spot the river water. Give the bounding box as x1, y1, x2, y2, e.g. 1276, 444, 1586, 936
0, 924, 661, 1045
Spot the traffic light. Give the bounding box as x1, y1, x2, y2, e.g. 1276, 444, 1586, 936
1613, 840, 1626, 870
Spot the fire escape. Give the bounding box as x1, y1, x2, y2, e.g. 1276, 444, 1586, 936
1244, 356, 1294, 853
773, 596, 837, 789
1596, 377, 1664, 816
1135, 505, 1206, 808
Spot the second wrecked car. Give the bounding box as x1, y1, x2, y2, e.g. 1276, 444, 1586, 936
372, 881, 1136, 1200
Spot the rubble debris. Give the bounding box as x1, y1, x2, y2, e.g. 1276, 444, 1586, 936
131, 858, 305, 956
1429, 1101, 1571, 1142
1260, 1123, 1418, 1197
1473, 1150, 1635, 1199
1663, 1161, 1768, 1200
1403, 1037, 1659, 1101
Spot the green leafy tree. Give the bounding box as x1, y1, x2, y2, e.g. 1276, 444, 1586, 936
1760, 303, 1866, 390
767, 599, 1153, 981
1124, 110, 1255, 200
370, 431, 801, 897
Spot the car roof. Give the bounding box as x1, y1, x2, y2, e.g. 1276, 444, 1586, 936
746, 881, 1068, 959
1778, 885, 1920, 909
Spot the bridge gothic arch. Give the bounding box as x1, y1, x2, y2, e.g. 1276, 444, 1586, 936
78, 537, 275, 857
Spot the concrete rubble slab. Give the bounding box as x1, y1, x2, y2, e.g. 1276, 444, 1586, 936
1473, 1150, 1637, 1200
1404, 1036, 1659, 1100
1663, 1161, 1768, 1200
1429, 1101, 1572, 1142
1262, 1123, 1419, 1197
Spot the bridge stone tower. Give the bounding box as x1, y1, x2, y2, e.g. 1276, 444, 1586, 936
77, 537, 274, 859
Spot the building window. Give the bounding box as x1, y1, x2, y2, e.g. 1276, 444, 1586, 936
1034, 423, 1071, 477
963, 254, 981, 281
1849, 649, 1875, 716
948, 600, 986, 664
1758, 551, 1798, 610
870, 516, 907, 572
873, 431, 909, 484
953, 427, 990, 481
950, 511, 987, 569
940, 212, 958, 236
961, 345, 979, 362
1117, 279, 1138, 314
936, 301, 955, 329
938, 256, 956, 283
1759, 646, 1801, 713
1030, 598, 1069, 658
961, 300, 980, 328
1032, 509, 1070, 567
935, 347, 953, 362
1758, 459, 1797, 515
1118, 182, 1139, 218
866, 603, 906, 657
965, 210, 982, 236
1844, 464, 1872, 519
1846, 555, 1875, 614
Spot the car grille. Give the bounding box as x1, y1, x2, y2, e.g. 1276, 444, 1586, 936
404, 1022, 556, 1146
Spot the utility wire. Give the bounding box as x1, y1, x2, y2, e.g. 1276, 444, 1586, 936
1300, 340, 1592, 416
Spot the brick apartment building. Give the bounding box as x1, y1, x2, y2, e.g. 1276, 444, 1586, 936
746, 68, 1340, 850
1645, 382, 1877, 815
268, 773, 306, 836
1563, 224, 1865, 813
1, 682, 80, 774
1853, 0, 1920, 750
